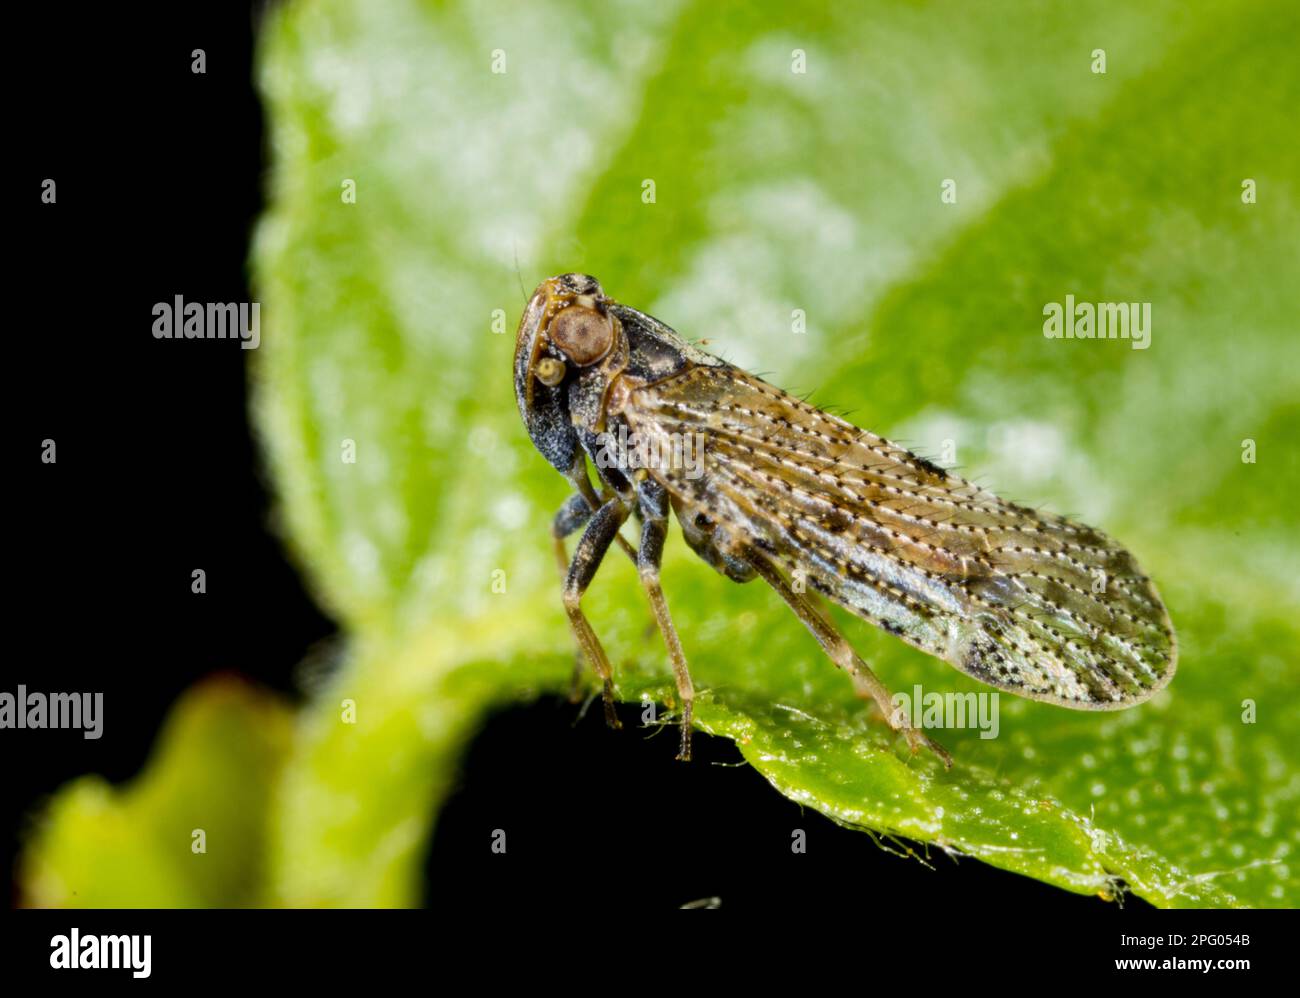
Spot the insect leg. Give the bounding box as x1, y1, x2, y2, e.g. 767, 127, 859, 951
565, 454, 638, 562
634, 480, 695, 762
552, 493, 596, 700
552, 490, 646, 699
746, 552, 953, 768
552, 492, 594, 575
563, 497, 630, 730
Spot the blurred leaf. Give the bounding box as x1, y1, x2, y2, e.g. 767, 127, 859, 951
21, 678, 292, 907
54, 0, 1284, 908
251, 0, 1300, 908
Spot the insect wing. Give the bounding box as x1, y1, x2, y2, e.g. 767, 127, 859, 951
622, 364, 1176, 709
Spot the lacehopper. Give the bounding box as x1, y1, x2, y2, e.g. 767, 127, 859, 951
515, 274, 1177, 766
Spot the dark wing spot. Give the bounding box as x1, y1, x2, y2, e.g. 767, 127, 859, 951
961, 637, 1001, 683
910, 453, 948, 479
821, 508, 852, 533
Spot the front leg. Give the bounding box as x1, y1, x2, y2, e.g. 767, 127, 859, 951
552, 490, 644, 700
563, 453, 638, 563
563, 497, 630, 729
552, 492, 595, 580
551, 493, 597, 701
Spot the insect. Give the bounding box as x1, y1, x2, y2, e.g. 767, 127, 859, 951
515, 273, 1177, 766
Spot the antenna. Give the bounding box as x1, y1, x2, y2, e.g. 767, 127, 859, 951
512, 242, 527, 305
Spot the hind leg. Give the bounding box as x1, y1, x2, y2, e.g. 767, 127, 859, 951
746, 552, 952, 768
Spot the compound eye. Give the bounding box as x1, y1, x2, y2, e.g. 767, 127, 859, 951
549, 305, 614, 366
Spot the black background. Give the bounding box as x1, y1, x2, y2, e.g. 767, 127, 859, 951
10, 3, 1151, 916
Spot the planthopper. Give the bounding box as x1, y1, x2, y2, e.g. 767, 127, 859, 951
514, 273, 1177, 767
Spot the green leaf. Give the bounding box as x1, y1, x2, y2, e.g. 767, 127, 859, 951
250, 0, 1299, 908
30, 0, 1294, 909
20, 679, 292, 907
